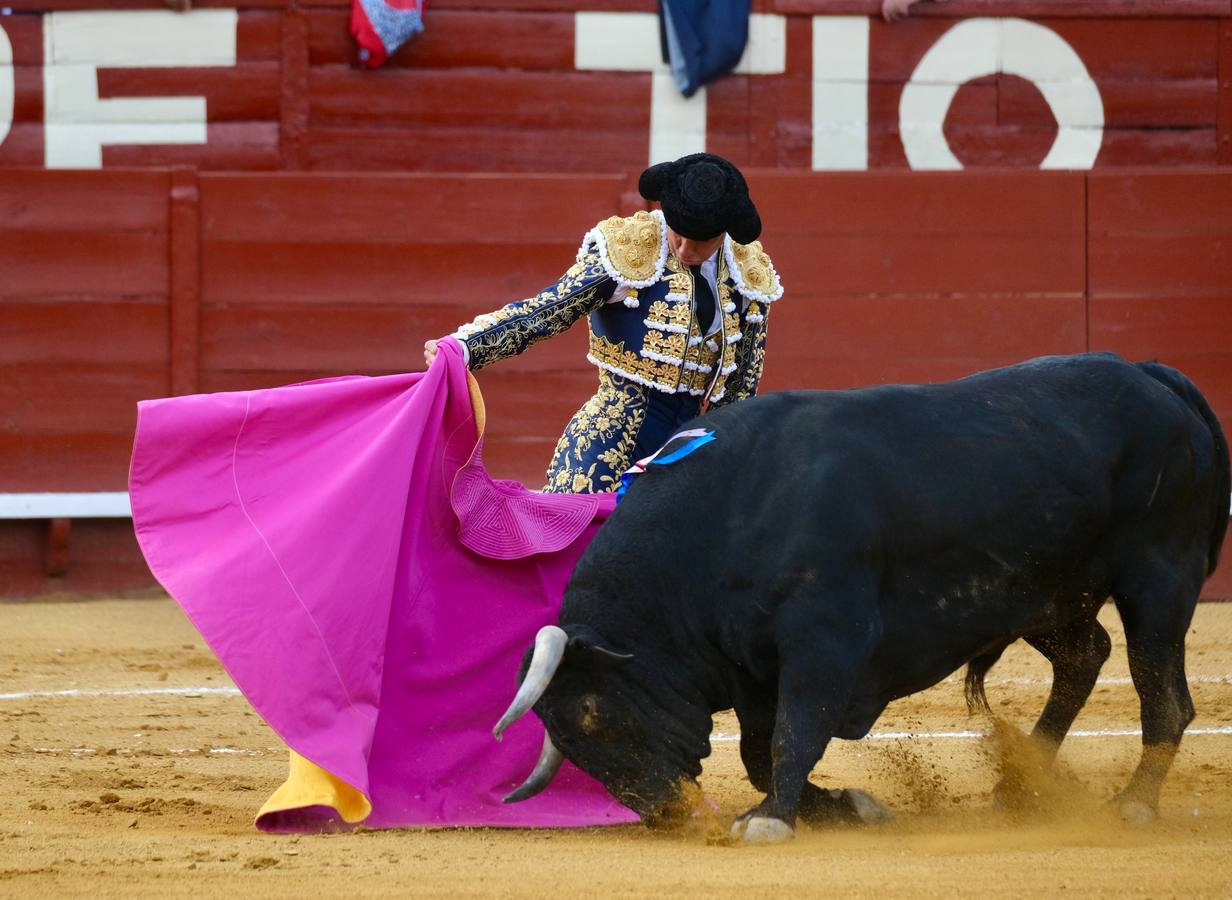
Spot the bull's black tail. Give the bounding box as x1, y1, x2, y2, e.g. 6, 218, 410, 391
963, 644, 1008, 715
1136, 360, 1230, 576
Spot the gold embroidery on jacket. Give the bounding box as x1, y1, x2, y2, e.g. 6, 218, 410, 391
729, 240, 781, 299
455, 247, 611, 370
596, 211, 663, 283
712, 301, 770, 406
544, 372, 647, 493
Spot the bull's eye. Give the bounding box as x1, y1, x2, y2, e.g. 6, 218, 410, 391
577, 694, 600, 734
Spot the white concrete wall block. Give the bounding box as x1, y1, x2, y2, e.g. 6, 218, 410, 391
812, 16, 869, 171
43, 9, 237, 169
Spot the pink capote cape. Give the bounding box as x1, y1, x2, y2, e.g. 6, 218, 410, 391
129, 338, 636, 831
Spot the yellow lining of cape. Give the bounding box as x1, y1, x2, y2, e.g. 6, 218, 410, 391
255, 749, 373, 826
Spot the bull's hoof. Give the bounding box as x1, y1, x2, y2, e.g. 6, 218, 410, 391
730, 815, 795, 845
1116, 799, 1157, 827
840, 788, 894, 825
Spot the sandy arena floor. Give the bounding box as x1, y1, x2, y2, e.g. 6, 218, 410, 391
1, 597, 1231, 898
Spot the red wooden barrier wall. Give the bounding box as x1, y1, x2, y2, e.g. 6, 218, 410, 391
1, 167, 1229, 597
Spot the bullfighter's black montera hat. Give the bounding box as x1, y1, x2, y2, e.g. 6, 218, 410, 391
638, 152, 762, 245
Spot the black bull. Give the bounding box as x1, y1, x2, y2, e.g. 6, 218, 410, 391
493, 353, 1230, 843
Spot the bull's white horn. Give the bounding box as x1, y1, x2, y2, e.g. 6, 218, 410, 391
492, 625, 568, 740
501, 732, 565, 804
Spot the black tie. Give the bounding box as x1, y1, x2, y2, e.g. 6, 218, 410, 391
689, 266, 715, 334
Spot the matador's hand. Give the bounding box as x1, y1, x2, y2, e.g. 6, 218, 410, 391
882, 0, 916, 20
423, 339, 439, 367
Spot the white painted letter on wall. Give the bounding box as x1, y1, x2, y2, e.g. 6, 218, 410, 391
43, 10, 237, 169
576, 12, 785, 166
899, 17, 1104, 170
812, 16, 869, 171
0, 24, 13, 149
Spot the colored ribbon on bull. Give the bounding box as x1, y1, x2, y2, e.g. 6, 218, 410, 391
616, 428, 716, 504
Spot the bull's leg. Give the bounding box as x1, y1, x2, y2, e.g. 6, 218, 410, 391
728, 632, 873, 844
1024, 615, 1112, 757
1111, 566, 1201, 824
732, 702, 890, 840
990, 614, 1111, 811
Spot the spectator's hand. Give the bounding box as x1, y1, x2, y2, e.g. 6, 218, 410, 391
423, 339, 439, 367
881, 0, 916, 21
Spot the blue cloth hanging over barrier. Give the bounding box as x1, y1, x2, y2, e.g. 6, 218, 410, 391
659, 0, 751, 97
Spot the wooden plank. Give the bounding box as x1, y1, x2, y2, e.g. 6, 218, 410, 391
235, 9, 283, 62
0, 301, 168, 364
757, 172, 1087, 297
307, 68, 648, 131
763, 295, 1087, 392
1, 0, 288, 9
305, 124, 651, 173
747, 18, 811, 167
772, 1, 1231, 16
100, 122, 281, 170
199, 301, 595, 374
169, 168, 201, 397
200, 240, 583, 306
1090, 297, 1232, 359
0, 432, 145, 490
9, 65, 43, 122
867, 124, 1219, 169
0, 362, 165, 491
0, 123, 42, 168
198, 173, 627, 243
0, 233, 168, 298
0, 14, 42, 67
1093, 128, 1218, 167
306, 9, 576, 69
300, 0, 653, 10
280, 9, 309, 170
1039, 18, 1218, 81
0, 520, 157, 598
1000, 76, 1218, 129
96, 63, 280, 122
1088, 171, 1232, 298
1089, 170, 1232, 234
1220, 20, 1232, 164
0, 169, 169, 231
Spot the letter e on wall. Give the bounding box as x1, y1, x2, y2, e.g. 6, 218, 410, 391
43, 10, 237, 169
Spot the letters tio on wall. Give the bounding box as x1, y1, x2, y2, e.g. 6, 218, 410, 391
0, 10, 1104, 170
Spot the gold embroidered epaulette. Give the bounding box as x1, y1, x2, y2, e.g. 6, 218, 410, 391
725, 239, 784, 304
583, 210, 669, 289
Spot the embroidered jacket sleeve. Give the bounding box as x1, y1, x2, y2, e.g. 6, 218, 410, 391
710, 300, 771, 408
450, 244, 617, 371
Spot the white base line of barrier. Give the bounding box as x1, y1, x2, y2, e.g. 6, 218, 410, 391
0, 492, 132, 518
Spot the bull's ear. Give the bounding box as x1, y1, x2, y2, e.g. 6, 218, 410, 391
563, 625, 634, 668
